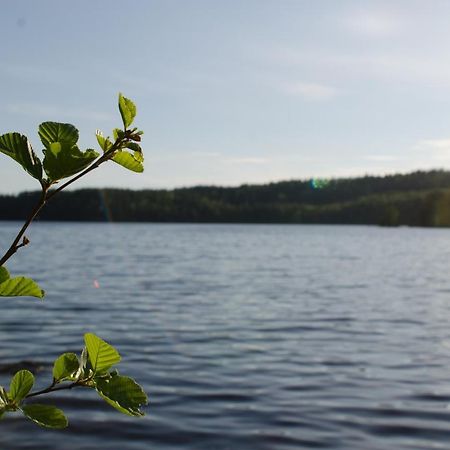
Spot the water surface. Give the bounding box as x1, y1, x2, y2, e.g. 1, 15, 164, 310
1, 223, 450, 449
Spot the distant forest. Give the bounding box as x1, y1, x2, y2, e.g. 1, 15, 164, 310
3, 170, 450, 226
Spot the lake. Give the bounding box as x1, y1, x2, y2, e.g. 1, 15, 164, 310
1, 223, 450, 449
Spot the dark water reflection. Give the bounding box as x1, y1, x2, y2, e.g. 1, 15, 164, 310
1, 223, 450, 449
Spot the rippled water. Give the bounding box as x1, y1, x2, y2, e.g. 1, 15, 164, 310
2, 223, 450, 449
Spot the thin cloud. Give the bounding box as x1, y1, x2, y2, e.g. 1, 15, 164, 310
225, 157, 270, 165
259, 45, 450, 89
365, 155, 398, 162
414, 138, 450, 162
5, 103, 114, 122
280, 81, 339, 101
417, 138, 450, 150
342, 9, 405, 38
190, 151, 222, 158
0, 63, 72, 85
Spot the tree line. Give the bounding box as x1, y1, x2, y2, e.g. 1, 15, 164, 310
2, 170, 450, 226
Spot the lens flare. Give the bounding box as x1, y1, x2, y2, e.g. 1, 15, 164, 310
310, 178, 330, 190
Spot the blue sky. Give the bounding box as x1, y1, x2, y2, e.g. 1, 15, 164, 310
1, 0, 450, 193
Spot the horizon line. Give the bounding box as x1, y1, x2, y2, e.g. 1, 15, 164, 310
1, 167, 449, 196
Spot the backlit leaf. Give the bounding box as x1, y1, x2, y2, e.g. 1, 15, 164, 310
9, 370, 34, 403
95, 375, 147, 416
38, 122, 79, 149
0, 273, 44, 298
0, 387, 8, 405
0, 266, 9, 283
112, 128, 125, 141
96, 130, 113, 152
22, 404, 68, 429
118, 93, 136, 129
126, 142, 142, 153
53, 353, 79, 382
39, 122, 99, 181
84, 333, 121, 373
43, 143, 99, 181
112, 150, 144, 173
0, 133, 42, 180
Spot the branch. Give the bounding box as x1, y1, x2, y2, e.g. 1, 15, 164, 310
0, 137, 124, 266
46, 158, 103, 201
45, 140, 122, 201
25, 382, 80, 399
0, 187, 48, 267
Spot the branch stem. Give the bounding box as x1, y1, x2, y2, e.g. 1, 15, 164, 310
0, 137, 123, 266
26, 382, 80, 399
0, 188, 47, 267
45, 141, 120, 201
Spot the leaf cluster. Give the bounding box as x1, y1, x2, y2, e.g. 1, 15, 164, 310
0, 94, 148, 429
0, 93, 144, 285
96, 94, 144, 173
0, 93, 144, 188
0, 266, 44, 298
0, 334, 148, 428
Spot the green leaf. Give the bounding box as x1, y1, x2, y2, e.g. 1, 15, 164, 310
112, 150, 144, 173
96, 130, 113, 152
0, 266, 9, 283
39, 122, 99, 181
133, 149, 144, 162
9, 370, 34, 403
38, 122, 79, 149
0, 387, 8, 411
118, 93, 136, 129
0, 386, 8, 403
22, 404, 68, 429
84, 333, 121, 373
43, 143, 99, 181
0, 133, 42, 180
0, 271, 44, 298
95, 375, 147, 416
53, 353, 79, 382
112, 128, 125, 141
125, 142, 142, 153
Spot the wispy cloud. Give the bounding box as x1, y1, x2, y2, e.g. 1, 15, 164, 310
111, 66, 225, 96
417, 138, 450, 150
225, 157, 270, 165
414, 138, 450, 161
342, 8, 405, 38
365, 155, 399, 162
280, 81, 339, 101
190, 151, 222, 158
257, 45, 450, 89
5, 103, 114, 122
0, 63, 72, 85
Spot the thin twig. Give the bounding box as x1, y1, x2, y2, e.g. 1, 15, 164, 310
0, 137, 125, 266
25, 382, 80, 399
45, 141, 121, 201
0, 188, 48, 267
